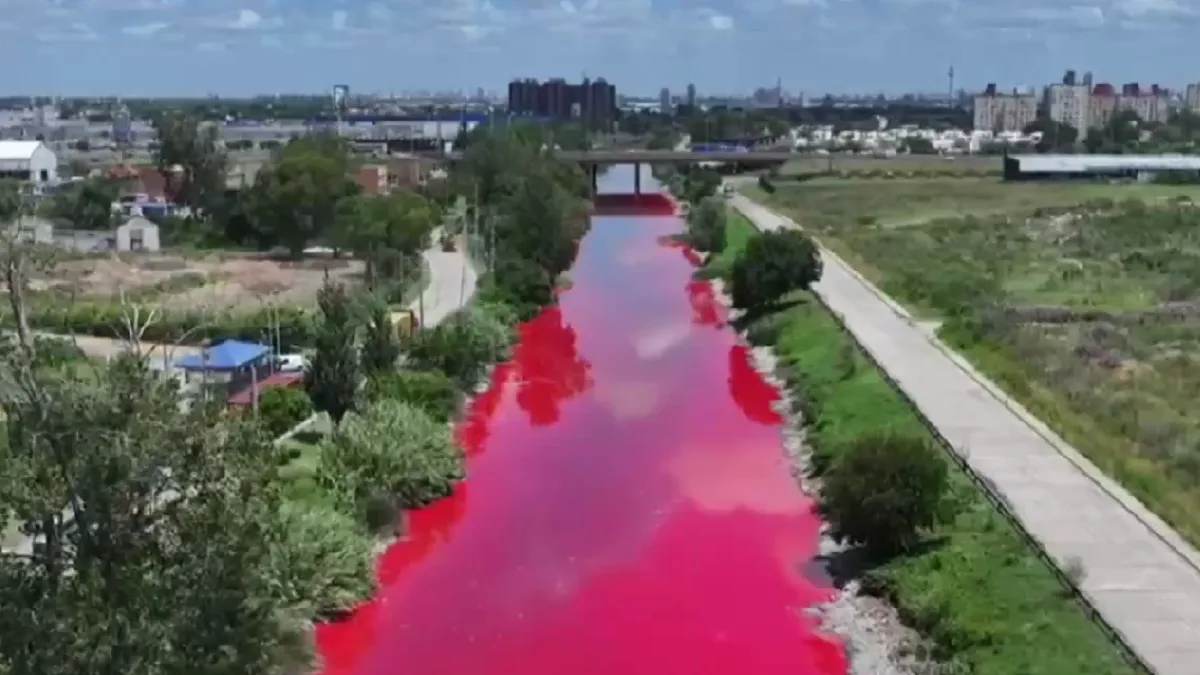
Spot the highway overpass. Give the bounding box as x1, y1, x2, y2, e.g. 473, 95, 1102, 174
427, 149, 795, 165
422, 148, 794, 194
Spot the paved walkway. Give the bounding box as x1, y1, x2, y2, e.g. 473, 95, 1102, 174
730, 194, 1200, 675
413, 233, 478, 328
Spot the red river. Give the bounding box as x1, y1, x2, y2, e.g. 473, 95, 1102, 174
315, 168, 847, 675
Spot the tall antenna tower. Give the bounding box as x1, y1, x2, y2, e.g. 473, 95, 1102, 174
947, 65, 955, 107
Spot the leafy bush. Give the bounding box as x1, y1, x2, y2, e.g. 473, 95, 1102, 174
476, 256, 555, 321
364, 369, 461, 421
757, 174, 776, 194
818, 432, 949, 556
682, 167, 721, 203
406, 302, 514, 387
257, 386, 314, 437
685, 197, 727, 253
730, 230, 823, 315
263, 500, 375, 619
318, 399, 465, 528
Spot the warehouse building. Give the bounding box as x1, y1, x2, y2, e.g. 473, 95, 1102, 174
0, 140, 58, 185
1003, 154, 1200, 181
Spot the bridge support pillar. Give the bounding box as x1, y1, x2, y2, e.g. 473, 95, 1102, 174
634, 163, 641, 195
589, 164, 598, 197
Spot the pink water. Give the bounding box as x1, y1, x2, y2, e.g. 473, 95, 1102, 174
314, 170, 846, 675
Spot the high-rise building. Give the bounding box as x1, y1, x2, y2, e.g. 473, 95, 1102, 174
686, 83, 697, 108
1186, 83, 1200, 113
972, 83, 1038, 133
506, 77, 618, 130
1046, 83, 1091, 132
659, 87, 672, 114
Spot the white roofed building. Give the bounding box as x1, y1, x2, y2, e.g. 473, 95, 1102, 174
0, 140, 58, 186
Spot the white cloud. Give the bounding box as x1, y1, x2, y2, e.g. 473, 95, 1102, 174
228, 9, 263, 30
707, 12, 734, 29
197, 41, 226, 51
121, 21, 169, 36
1116, 0, 1189, 15
36, 22, 98, 42
366, 2, 391, 22
331, 9, 348, 31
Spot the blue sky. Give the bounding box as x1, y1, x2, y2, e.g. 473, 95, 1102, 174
2, 0, 1199, 97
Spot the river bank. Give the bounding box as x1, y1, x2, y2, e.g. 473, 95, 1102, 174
710, 206, 1142, 674
314, 168, 853, 675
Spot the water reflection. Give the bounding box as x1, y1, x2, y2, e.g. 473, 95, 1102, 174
511, 307, 592, 427
314, 167, 844, 675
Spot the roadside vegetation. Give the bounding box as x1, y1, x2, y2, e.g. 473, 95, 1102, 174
749, 177, 1200, 550
684, 209, 1140, 674
0, 120, 588, 674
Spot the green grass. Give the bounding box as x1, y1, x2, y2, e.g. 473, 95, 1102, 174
741, 180, 1200, 550
779, 154, 1001, 177
765, 295, 1140, 675
276, 426, 332, 505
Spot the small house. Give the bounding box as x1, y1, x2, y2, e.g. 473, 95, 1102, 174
115, 217, 161, 252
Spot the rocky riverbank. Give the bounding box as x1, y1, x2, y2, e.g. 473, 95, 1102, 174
711, 278, 934, 675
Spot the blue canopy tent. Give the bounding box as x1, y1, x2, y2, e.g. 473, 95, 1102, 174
175, 339, 270, 372
174, 339, 275, 407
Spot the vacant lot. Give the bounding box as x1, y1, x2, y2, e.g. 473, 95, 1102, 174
30, 253, 364, 312
779, 154, 1001, 177
749, 177, 1200, 547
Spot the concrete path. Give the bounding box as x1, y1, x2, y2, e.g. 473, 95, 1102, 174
412, 234, 478, 328
730, 193, 1200, 675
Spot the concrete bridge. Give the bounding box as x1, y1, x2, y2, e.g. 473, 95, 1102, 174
422, 149, 795, 194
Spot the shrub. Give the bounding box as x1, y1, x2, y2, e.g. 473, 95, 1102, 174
818, 432, 949, 557
257, 386, 314, 437
757, 174, 776, 194
364, 369, 461, 421
686, 197, 726, 253
318, 399, 465, 527
682, 167, 722, 203
477, 256, 555, 321
263, 500, 375, 619
406, 302, 514, 387
17, 301, 317, 347
730, 230, 823, 315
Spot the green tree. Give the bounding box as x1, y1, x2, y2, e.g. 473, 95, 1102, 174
406, 303, 513, 388
43, 176, 120, 230
150, 111, 228, 213
682, 168, 721, 204
334, 190, 436, 287
900, 136, 937, 155
363, 369, 460, 421
257, 386, 314, 437
0, 347, 323, 675
246, 135, 360, 258
360, 294, 401, 377
305, 276, 360, 425
686, 197, 727, 253
731, 230, 823, 315
818, 433, 950, 556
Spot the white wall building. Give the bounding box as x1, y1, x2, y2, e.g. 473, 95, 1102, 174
1046, 84, 1091, 131
973, 91, 1039, 133
116, 217, 161, 252
0, 140, 58, 185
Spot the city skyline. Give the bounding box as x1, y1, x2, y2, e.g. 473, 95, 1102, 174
3, 0, 1200, 96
